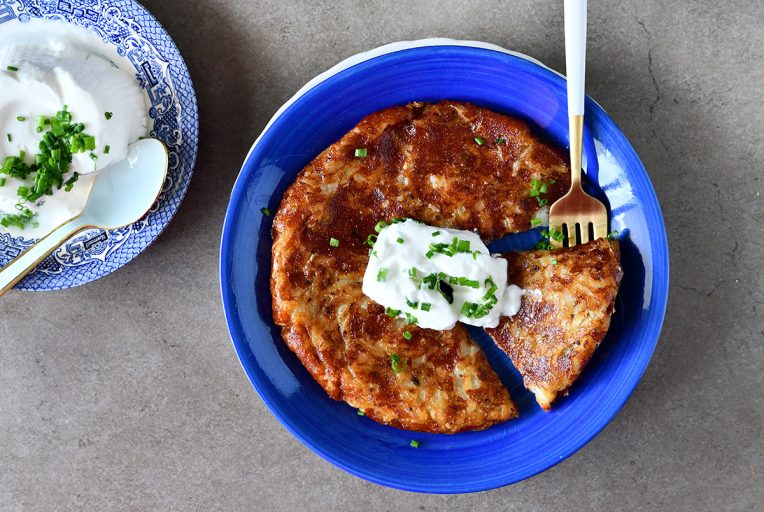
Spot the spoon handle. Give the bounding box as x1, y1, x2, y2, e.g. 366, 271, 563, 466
0, 218, 88, 296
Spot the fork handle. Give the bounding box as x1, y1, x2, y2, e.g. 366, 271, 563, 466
564, 0, 586, 187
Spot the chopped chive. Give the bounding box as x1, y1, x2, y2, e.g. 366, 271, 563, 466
410, 440, 420, 448
366, 234, 378, 247
63, 172, 79, 192
357, 409, 365, 416
89, 152, 98, 162
403, 331, 413, 341
374, 220, 388, 232
103, 145, 111, 154
405, 298, 418, 309
537, 197, 548, 207
354, 148, 367, 158
104, 112, 113, 120
0, 178, 5, 187
550, 179, 556, 184
530, 218, 542, 227
540, 182, 548, 194
607, 230, 620, 240
391, 354, 404, 373
260, 207, 272, 216
396, 237, 405, 244
329, 237, 340, 247
408, 267, 418, 278
16, 116, 25, 122
551, 258, 558, 265
377, 268, 388, 282
474, 136, 484, 145
431, 231, 441, 237
495, 136, 506, 145
385, 307, 401, 318
420, 303, 431, 312
405, 313, 418, 325
5, 133, 10, 142
6, 65, 18, 72
437, 280, 454, 304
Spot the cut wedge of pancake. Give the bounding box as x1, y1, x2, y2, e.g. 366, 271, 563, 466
485, 238, 623, 410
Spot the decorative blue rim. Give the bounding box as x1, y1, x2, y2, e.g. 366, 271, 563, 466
220, 42, 669, 493
0, 0, 199, 290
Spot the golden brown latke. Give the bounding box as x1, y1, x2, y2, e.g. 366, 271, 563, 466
271, 101, 570, 432
485, 239, 623, 410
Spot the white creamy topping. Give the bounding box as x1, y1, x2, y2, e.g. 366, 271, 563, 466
0, 19, 150, 236
362, 219, 535, 330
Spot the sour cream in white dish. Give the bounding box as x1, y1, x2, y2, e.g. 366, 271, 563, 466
362, 219, 538, 330
0, 19, 150, 237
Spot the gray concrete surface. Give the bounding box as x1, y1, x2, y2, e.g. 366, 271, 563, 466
2, 0, 762, 510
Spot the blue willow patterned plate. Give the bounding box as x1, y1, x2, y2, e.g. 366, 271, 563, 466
220, 40, 669, 493
0, 0, 198, 290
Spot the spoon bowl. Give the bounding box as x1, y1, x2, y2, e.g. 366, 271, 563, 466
81, 138, 168, 229
0, 138, 168, 295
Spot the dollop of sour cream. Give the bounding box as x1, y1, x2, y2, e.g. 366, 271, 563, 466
362, 219, 535, 330
0, 19, 150, 236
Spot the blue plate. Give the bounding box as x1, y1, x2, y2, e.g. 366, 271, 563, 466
220, 41, 669, 493
0, 0, 198, 290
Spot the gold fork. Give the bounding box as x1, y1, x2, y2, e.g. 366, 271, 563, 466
549, 0, 608, 248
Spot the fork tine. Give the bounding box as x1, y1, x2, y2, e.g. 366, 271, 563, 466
568, 223, 578, 247
550, 224, 564, 249
592, 218, 608, 241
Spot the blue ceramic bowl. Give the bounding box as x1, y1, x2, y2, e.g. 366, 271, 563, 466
220, 41, 669, 493
0, 0, 198, 290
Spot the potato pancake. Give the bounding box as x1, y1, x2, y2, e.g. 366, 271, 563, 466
271, 101, 570, 432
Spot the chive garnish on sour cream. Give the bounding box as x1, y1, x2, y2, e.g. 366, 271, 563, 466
361, 219, 527, 330
0, 107, 97, 228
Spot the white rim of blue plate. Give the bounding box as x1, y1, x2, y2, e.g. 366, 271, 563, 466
0, 0, 199, 291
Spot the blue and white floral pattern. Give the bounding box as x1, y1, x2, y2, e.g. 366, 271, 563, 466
0, 0, 198, 290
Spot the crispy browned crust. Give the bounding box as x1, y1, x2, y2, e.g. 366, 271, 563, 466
485, 239, 623, 410
271, 101, 570, 433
